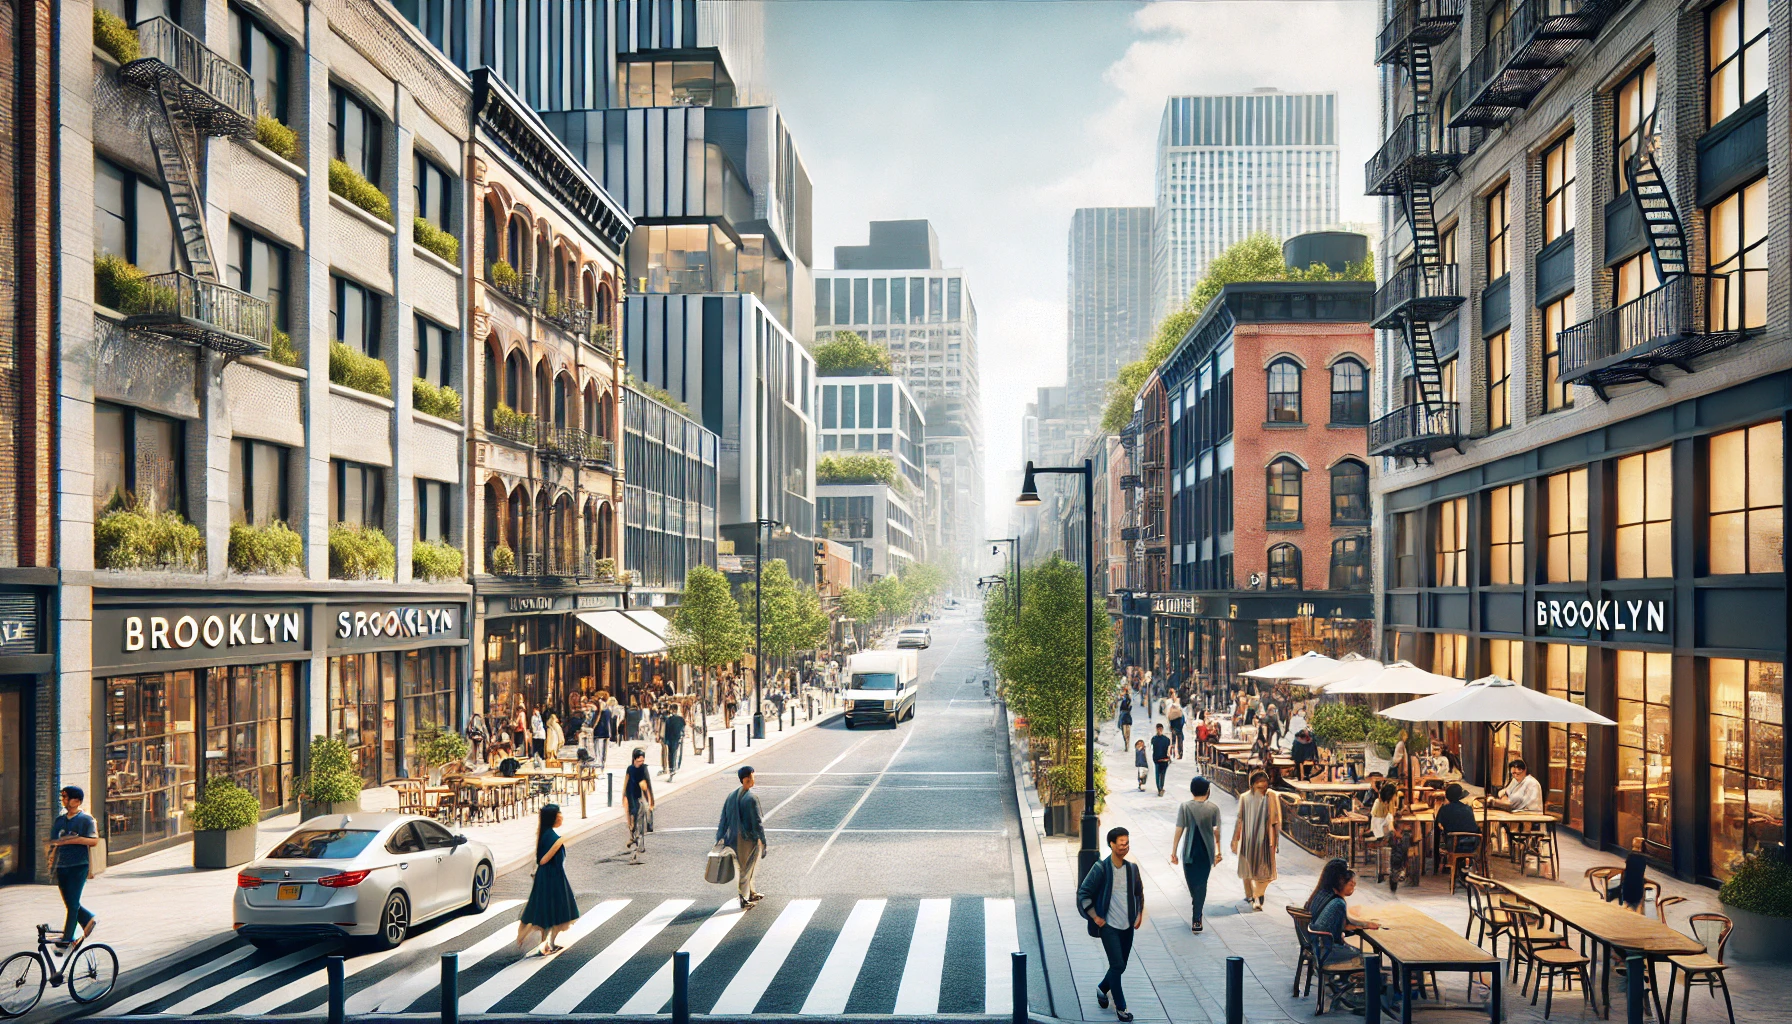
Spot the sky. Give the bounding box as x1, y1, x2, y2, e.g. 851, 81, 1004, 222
762, 0, 1380, 539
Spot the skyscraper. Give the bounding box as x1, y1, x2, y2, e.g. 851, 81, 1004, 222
1067, 208, 1154, 435
1153, 90, 1340, 322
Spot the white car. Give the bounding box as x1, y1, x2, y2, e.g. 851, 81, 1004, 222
897, 626, 931, 649
234, 813, 494, 949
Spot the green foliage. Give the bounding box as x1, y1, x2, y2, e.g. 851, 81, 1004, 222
1308, 702, 1374, 747
329, 341, 392, 398
487, 543, 515, 574
94, 499, 205, 571
814, 331, 893, 376
412, 377, 462, 420
301, 736, 364, 804
413, 217, 460, 263
412, 539, 464, 582
93, 9, 140, 63
865, 573, 910, 620
414, 724, 470, 770
627, 376, 692, 418
992, 555, 1116, 761
228, 520, 303, 574
489, 402, 535, 441
328, 522, 395, 580
793, 585, 831, 652
1041, 747, 1108, 810
488, 259, 519, 288
1719, 849, 1792, 918
191, 776, 262, 832
542, 290, 561, 316
837, 587, 874, 623
328, 159, 393, 223
94, 253, 175, 314
817, 454, 903, 491
256, 114, 299, 161
268, 329, 301, 367
737, 558, 808, 659
670, 564, 750, 676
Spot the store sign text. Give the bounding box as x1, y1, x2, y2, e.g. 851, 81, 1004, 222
1535, 598, 1668, 637
336, 606, 458, 639
125, 611, 302, 652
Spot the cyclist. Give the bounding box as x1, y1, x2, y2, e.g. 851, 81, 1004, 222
46, 786, 99, 949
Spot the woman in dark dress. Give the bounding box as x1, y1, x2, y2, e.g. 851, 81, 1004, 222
517, 804, 579, 955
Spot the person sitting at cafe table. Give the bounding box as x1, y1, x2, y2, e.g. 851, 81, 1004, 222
1435, 783, 1480, 851
1289, 728, 1320, 780
1487, 758, 1542, 812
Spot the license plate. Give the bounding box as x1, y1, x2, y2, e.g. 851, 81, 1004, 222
277, 884, 302, 900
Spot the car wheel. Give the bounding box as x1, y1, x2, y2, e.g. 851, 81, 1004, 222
845, 720, 855, 730
373, 891, 410, 950
470, 861, 494, 913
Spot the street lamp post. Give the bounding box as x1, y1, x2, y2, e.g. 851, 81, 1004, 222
986, 537, 1020, 620
1015, 459, 1099, 879
753, 517, 783, 741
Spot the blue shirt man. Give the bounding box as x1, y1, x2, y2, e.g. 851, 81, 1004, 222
47, 786, 99, 947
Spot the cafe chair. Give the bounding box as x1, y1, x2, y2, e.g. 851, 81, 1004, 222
1515, 826, 1560, 879
1440, 832, 1482, 895
1306, 928, 1367, 1015
1655, 894, 1689, 925
1664, 913, 1735, 1024
1510, 908, 1594, 1018
1286, 906, 1318, 998
1463, 874, 1535, 973
1586, 865, 1622, 895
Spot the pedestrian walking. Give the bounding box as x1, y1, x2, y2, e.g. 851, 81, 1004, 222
662, 703, 686, 780
623, 748, 654, 864
595, 699, 617, 767
1117, 691, 1133, 747
1170, 776, 1222, 932
1165, 695, 1185, 759
1075, 827, 1143, 1022
46, 786, 98, 949
545, 714, 565, 758
530, 706, 547, 759
1149, 724, 1173, 796
1231, 770, 1281, 910
517, 804, 578, 956
512, 704, 529, 752
465, 712, 489, 765
1133, 740, 1148, 791
722, 680, 739, 729
576, 700, 596, 754
716, 765, 767, 909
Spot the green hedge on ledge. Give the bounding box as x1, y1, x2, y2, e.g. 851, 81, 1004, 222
329, 522, 395, 580
329, 159, 393, 223
330, 341, 392, 398
413, 539, 465, 582
229, 521, 303, 574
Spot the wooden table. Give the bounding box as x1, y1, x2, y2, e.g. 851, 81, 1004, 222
1285, 779, 1373, 795
1400, 807, 1558, 876
1497, 881, 1703, 1019
454, 774, 527, 821
1357, 903, 1503, 1024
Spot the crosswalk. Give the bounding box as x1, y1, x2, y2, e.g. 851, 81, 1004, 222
96, 895, 1022, 1017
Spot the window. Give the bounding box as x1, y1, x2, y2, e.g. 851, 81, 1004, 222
612, 59, 735, 108
1267, 458, 1302, 524
1615, 650, 1672, 858
1329, 536, 1369, 590
814, 280, 831, 327
1488, 483, 1524, 584
1266, 359, 1302, 422
414, 316, 454, 389
1485, 184, 1510, 280
1545, 468, 1588, 582
1542, 131, 1576, 244
1614, 252, 1660, 307
1394, 511, 1421, 588
1615, 446, 1672, 577
228, 224, 290, 332
1541, 293, 1576, 411
1331, 461, 1368, 523
1439, 222, 1458, 267
1708, 421, 1782, 574
416, 480, 451, 543
1709, 658, 1784, 878
1432, 632, 1468, 679
330, 459, 385, 529
1486, 639, 1526, 775
230, 3, 288, 122
1433, 497, 1468, 586
1330, 359, 1368, 424
1707, 177, 1768, 331
1486, 329, 1511, 431
1544, 644, 1589, 832
1267, 543, 1301, 590
93, 157, 176, 276
95, 403, 185, 518
1613, 60, 1657, 194
1440, 357, 1458, 404
1707, 0, 1768, 126
414, 154, 453, 234
230, 438, 289, 526
333, 276, 382, 358
330, 84, 381, 186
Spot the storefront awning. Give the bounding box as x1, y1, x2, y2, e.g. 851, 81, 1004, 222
575, 611, 667, 655
625, 609, 671, 639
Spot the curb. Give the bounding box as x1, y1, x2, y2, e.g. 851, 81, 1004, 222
1002, 706, 1082, 1022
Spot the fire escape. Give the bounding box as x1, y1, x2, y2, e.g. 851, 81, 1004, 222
1367, 0, 1467, 463
1442, 0, 1631, 131
115, 18, 271, 356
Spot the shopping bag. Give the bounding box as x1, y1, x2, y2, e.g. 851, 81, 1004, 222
706, 842, 737, 884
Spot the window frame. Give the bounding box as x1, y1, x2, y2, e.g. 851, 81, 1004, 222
413, 153, 455, 235
1330, 460, 1369, 525
1266, 543, 1302, 591
1615, 445, 1673, 578
415, 478, 453, 544
333, 275, 383, 359
1707, 657, 1784, 878
1706, 420, 1782, 575
1487, 328, 1511, 431
95, 402, 187, 519
1266, 358, 1303, 423
1705, 176, 1768, 333
1541, 292, 1576, 412
1329, 358, 1368, 425
414, 314, 455, 389
1545, 467, 1589, 583
1542, 130, 1576, 245
94, 156, 176, 276
1485, 183, 1510, 280
329, 83, 383, 187
330, 458, 386, 530
1266, 457, 1303, 525
1706, 0, 1769, 128
1612, 59, 1657, 196
1614, 649, 1673, 859
228, 222, 291, 332
1433, 497, 1468, 587
1487, 482, 1525, 585
230, 437, 291, 527
1329, 536, 1369, 590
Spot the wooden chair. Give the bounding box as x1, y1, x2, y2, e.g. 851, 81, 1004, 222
1511, 909, 1594, 1019
1514, 826, 1560, 879
391, 779, 427, 815
1655, 894, 1689, 925
1441, 832, 1482, 894
1586, 865, 1622, 896
1664, 913, 1735, 1024
1306, 928, 1366, 1015
1286, 906, 1317, 998
1463, 874, 1529, 971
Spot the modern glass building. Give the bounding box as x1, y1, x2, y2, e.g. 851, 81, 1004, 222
815, 373, 926, 491
622, 387, 719, 591
1068, 208, 1155, 437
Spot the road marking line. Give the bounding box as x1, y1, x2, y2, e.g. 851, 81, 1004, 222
158, 942, 330, 1014
617, 901, 749, 1013
893, 898, 953, 1014
96, 945, 257, 1016
763, 736, 876, 820
530, 899, 692, 1014
805, 726, 918, 875
984, 897, 1021, 1014
456, 899, 629, 1013
706, 898, 820, 1014
362, 913, 520, 1014
798, 899, 885, 1015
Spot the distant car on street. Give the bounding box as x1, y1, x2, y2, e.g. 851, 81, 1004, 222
234, 813, 494, 949
897, 626, 932, 649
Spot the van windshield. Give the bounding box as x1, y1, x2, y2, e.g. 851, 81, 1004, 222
852, 672, 898, 691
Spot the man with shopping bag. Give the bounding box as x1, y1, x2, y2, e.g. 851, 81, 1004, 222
715, 766, 766, 908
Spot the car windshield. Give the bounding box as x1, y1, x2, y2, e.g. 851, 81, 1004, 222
269, 829, 380, 859
852, 672, 898, 690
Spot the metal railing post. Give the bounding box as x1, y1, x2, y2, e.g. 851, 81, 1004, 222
326, 956, 345, 1024
441, 952, 459, 1024
1225, 955, 1243, 1024
1010, 951, 1027, 1024
672, 950, 691, 1024
607, 772, 613, 807
1626, 953, 1646, 1024
708, 737, 715, 764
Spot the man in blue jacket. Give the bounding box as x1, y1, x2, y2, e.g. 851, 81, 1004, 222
1076, 827, 1143, 1021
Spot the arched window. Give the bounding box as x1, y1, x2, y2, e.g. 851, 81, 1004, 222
1331, 460, 1370, 523
1267, 544, 1302, 590
504, 350, 526, 410
1267, 457, 1303, 524
599, 393, 615, 438
553, 374, 573, 428
484, 346, 500, 421
596, 283, 613, 324
534, 363, 551, 422
1330, 537, 1369, 590
483, 203, 500, 280
483, 480, 504, 570
506, 487, 527, 560
506, 215, 525, 270
1331, 358, 1368, 424
582, 383, 598, 433
597, 501, 615, 560
1267, 358, 1302, 422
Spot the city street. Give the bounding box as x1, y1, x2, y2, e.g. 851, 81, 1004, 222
74, 611, 1039, 1018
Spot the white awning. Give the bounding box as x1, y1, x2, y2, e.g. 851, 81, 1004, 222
575, 610, 667, 655
625, 609, 671, 639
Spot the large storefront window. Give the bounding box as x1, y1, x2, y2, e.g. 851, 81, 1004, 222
1544, 644, 1589, 832
402, 647, 461, 766
203, 664, 297, 811
1433, 498, 1467, 586
1485, 639, 1524, 774
330, 653, 397, 785
1432, 632, 1467, 679
1615, 447, 1672, 578
1709, 658, 1784, 879
0, 686, 22, 881
1708, 421, 1783, 575
1616, 650, 1672, 858
1545, 468, 1588, 582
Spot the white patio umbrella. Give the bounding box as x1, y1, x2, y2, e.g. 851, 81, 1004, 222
1323, 660, 1465, 695
1295, 652, 1383, 690
1240, 650, 1338, 681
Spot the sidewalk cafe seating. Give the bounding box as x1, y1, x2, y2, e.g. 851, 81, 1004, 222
1287, 905, 1318, 998
1440, 832, 1482, 894
1307, 927, 1369, 1015
1510, 907, 1595, 1019
1463, 874, 1522, 968
1663, 913, 1735, 1024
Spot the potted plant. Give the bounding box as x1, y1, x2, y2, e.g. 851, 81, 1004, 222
1718, 850, 1792, 961
191, 776, 262, 869
299, 736, 364, 818
414, 724, 470, 785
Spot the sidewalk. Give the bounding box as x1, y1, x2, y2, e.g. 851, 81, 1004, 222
1016, 708, 1792, 1023
1, 694, 842, 985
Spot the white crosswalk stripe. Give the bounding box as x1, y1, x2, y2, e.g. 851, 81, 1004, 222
799, 898, 886, 1015
709, 898, 820, 1014
618, 901, 750, 1013
96, 945, 257, 1016
530, 898, 693, 1014
158, 943, 330, 1015
356, 916, 519, 1014
984, 897, 1020, 1014
893, 898, 953, 1014
456, 899, 629, 1013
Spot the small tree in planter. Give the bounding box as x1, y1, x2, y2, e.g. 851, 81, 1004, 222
190, 776, 262, 869
299, 736, 364, 818
1718, 850, 1792, 961
415, 724, 470, 784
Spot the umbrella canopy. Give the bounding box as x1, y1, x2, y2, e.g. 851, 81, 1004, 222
1295, 653, 1383, 690
1379, 674, 1616, 725
1240, 650, 1337, 681
1323, 660, 1466, 696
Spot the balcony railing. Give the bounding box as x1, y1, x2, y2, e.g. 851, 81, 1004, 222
1365, 114, 1465, 196
538, 426, 616, 467
1372, 262, 1464, 328
119, 18, 256, 136
821, 517, 875, 540
491, 272, 538, 310
1448, 0, 1619, 129
539, 299, 592, 336
488, 411, 537, 446
588, 323, 616, 356
118, 272, 271, 356
1119, 474, 1142, 490
1376, 0, 1465, 64
1369, 402, 1463, 461
1558, 272, 1753, 401
507, 552, 617, 581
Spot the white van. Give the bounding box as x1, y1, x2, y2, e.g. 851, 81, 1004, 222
843, 650, 919, 728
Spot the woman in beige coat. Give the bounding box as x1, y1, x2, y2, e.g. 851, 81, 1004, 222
1230, 770, 1281, 910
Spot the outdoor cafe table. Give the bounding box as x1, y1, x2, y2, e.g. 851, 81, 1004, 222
1399, 807, 1558, 876
1356, 902, 1503, 1024
455, 774, 527, 821
1496, 880, 1704, 1019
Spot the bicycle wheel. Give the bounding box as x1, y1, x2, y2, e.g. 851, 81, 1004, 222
67, 944, 118, 1004
0, 951, 46, 1019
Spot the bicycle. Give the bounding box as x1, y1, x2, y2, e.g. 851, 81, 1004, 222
0, 924, 118, 1018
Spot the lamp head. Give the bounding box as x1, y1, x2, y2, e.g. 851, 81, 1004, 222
1016, 463, 1042, 506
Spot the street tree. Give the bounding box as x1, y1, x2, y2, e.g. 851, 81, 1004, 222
737, 557, 805, 671
668, 564, 749, 698
837, 587, 874, 647
996, 555, 1116, 765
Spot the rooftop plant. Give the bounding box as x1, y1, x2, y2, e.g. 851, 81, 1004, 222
814, 331, 893, 376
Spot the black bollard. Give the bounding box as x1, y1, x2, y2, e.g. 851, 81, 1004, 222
326, 956, 346, 1024
1225, 956, 1243, 1024
1626, 953, 1646, 1024
672, 950, 691, 1024
732, 729, 737, 753
440, 952, 459, 1024
1362, 953, 1382, 1024
606, 771, 613, 807
1010, 951, 1027, 1024
708, 737, 715, 764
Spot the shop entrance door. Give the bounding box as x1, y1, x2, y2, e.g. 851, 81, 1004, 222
0, 682, 30, 884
